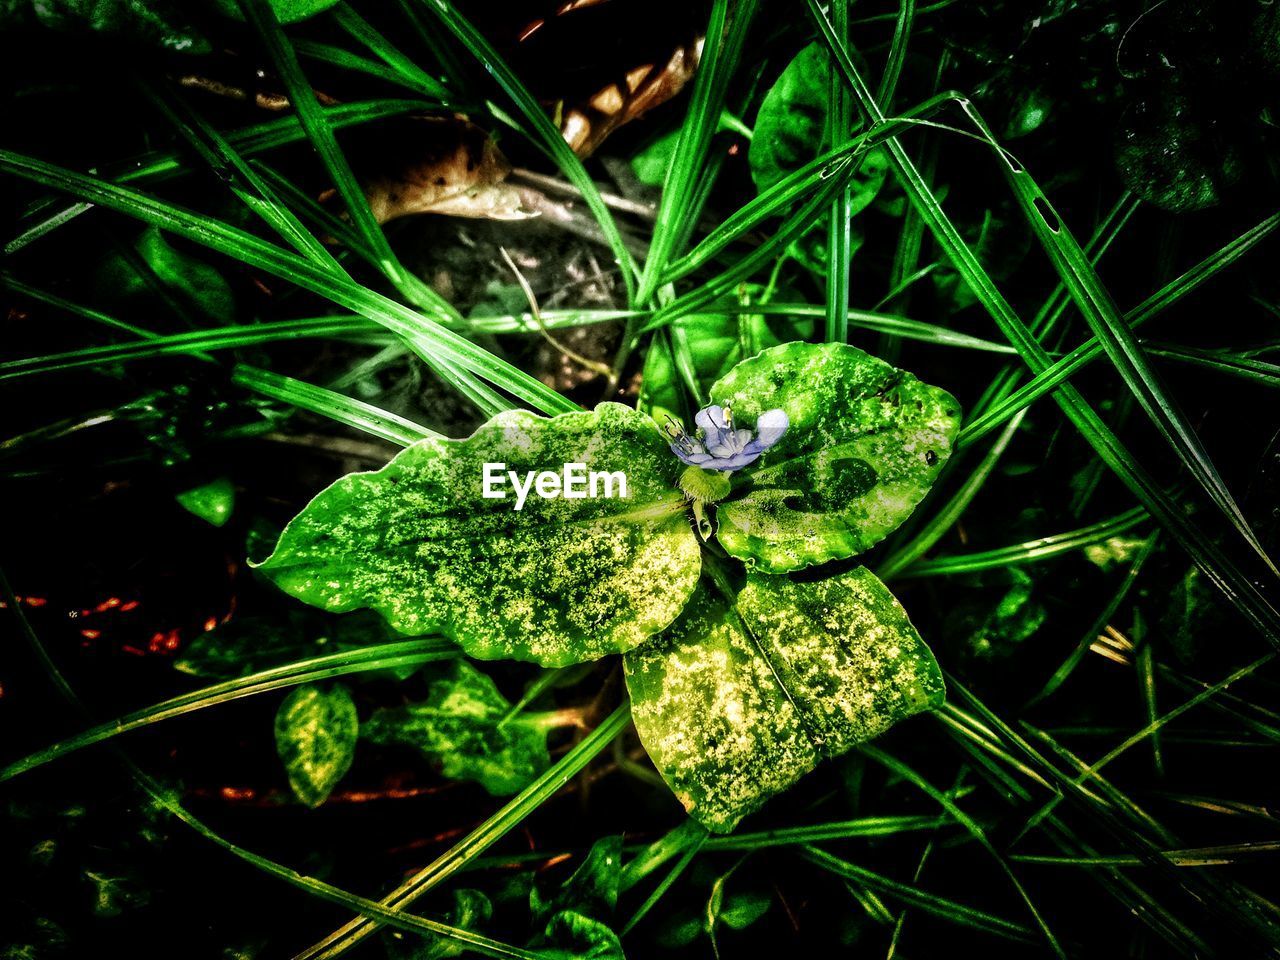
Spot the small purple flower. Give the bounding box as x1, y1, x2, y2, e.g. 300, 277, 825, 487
664, 405, 789, 472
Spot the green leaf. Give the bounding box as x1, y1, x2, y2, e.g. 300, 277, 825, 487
788, 218, 866, 281
99, 227, 237, 326
175, 476, 236, 527
703, 870, 772, 954
140, 227, 238, 325
385, 889, 493, 960
255, 403, 700, 666
176, 612, 316, 679
212, 0, 342, 24
655, 914, 703, 949
948, 569, 1047, 664
930, 208, 1027, 314
1004, 86, 1054, 139
362, 661, 552, 796
637, 303, 812, 425
631, 129, 680, 187
1113, 13, 1244, 213
273, 683, 358, 807
709, 342, 961, 573
624, 567, 945, 832
750, 42, 889, 205
0, 0, 208, 51
1159, 564, 1223, 666
532, 836, 623, 924
175, 610, 400, 680
539, 912, 624, 960
718, 891, 771, 930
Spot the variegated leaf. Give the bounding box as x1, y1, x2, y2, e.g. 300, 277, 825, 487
710, 342, 962, 573
624, 567, 944, 832
255, 403, 701, 667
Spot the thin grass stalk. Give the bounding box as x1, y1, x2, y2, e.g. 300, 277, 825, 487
0, 572, 550, 960
412, 0, 639, 307
0, 149, 578, 417
804, 0, 1280, 649
0, 639, 455, 783
294, 704, 632, 960
232, 364, 439, 446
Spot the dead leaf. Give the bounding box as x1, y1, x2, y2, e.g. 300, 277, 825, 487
558, 36, 703, 157
516, 0, 703, 158
360, 115, 535, 224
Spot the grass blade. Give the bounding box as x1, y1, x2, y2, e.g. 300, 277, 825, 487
412, 0, 639, 307
0, 149, 577, 417
893, 505, 1149, 578
1147, 343, 1280, 388
858, 746, 1065, 956
824, 0, 853, 342
804, 2, 1280, 649
240, 0, 513, 417
947, 96, 1278, 578
958, 213, 1280, 445
142, 83, 343, 271
638, 0, 759, 305
7, 99, 435, 256
799, 847, 1036, 943
0, 316, 383, 380
237, 0, 455, 317
0, 639, 455, 783
876, 0, 916, 109
659, 94, 955, 289
1027, 533, 1160, 705
0, 571, 555, 960
294, 703, 631, 960
232, 364, 438, 446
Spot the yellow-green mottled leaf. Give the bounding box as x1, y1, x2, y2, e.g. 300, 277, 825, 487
710, 343, 962, 572
254, 403, 700, 667
0, 0, 208, 51
624, 567, 944, 832
362, 660, 552, 796
273, 683, 358, 807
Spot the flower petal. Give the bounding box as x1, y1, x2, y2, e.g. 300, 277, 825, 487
754, 409, 789, 450
706, 451, 761, 470
694, 405, 728, 441
672, 445, 714, 466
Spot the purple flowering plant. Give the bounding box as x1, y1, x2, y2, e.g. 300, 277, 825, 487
664, 404, 790, 472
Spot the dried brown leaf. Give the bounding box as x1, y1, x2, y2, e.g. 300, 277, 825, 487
361, 116, 534, 224
558, 37, 703, 158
